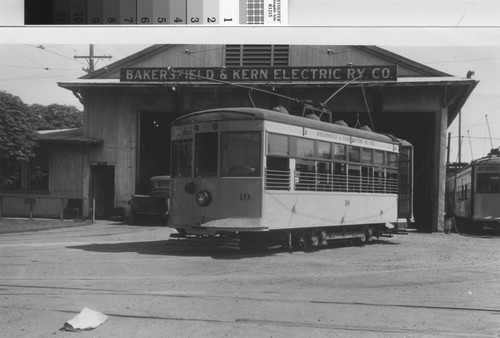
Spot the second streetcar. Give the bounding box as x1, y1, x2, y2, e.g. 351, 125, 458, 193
446, 148, 500, 230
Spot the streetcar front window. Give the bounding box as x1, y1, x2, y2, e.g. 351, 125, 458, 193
172, 139, 193, 177
477, 173, 500, 194
195, 133, 218, 177
221, 132, 261, 177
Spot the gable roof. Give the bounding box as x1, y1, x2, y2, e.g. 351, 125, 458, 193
355, 46, 450, 77
80, 44, 451, 80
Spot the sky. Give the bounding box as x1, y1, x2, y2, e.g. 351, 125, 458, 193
0, 44, 144, 108
1, 43, 499, 164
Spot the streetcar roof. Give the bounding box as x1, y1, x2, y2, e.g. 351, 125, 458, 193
470, 154, 500, 167
448, 152, 500, 176
172, 107, 403, 145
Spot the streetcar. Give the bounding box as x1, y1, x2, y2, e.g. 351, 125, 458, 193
168, 107, 413, 250
446, 148, 500, 230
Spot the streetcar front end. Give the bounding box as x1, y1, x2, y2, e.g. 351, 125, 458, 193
168, 111, 266, 237
473, 162, 500, 227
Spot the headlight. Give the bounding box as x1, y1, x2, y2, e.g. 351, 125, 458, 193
195, 191, 211, 206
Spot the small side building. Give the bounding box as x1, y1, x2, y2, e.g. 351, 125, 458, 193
0, 128, 101, 219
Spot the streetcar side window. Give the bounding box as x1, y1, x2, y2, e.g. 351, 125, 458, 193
317, 161, 331, 191
317, 141, 332, 159
348, 146, 361, 163
268, 133, 289, 156
333, 144, 346, 161
264, 132, 401, 195
348, 165, 361, 192
172, 139, 193, 178
293, 137, 315, 158
361, 148, 373, 164
333, 163, 347, 192
386, 168, 399, 194
374, 150, 384, 166
387, 152, 398, 167
266, 133, 292, 190
295, 159, 316, 191
265, 156, 291, 190
195, 133, 218, 177
361, 166, 374, 192
374, 168, 385, 193
220, 132, 261, 177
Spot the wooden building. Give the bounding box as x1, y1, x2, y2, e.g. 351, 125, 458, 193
2, 45, 477, 232
0, 128, 101, 219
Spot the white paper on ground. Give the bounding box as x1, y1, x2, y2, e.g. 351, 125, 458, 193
62, 307, 108, 331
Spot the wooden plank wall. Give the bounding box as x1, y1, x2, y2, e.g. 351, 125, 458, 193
1, 144, 86, 218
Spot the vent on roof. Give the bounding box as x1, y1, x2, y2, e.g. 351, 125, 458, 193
225, 45, 289, 67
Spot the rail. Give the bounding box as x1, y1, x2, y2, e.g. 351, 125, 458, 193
264, 168, 398, 194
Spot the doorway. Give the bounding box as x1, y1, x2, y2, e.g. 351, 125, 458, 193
90, 164, 115, 219
137, 112, 173, 194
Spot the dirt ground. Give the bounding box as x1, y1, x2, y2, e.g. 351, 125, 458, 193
0, 218, 92, 234
0, 220, 499, 337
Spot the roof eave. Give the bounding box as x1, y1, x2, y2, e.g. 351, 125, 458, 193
448, 79, 479, 126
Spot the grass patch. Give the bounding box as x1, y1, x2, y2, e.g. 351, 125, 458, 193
0, 218, 92, 234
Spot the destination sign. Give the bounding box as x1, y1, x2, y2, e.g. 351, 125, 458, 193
172, 126, 193, 140
304, 128, 398, 152
120, 66, 398, 83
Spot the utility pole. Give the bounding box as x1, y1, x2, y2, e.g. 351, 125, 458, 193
74, 44, 112, 73
458, 110, 462, 163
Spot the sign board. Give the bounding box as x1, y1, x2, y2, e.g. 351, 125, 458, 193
120, 66, 398, 83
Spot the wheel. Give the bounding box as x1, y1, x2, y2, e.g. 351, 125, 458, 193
309, 231, 320, 248
299, 232, 319, 252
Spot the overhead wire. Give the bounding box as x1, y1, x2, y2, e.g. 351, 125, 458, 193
25, 44, 87, 66
0, 64, 78, 71
0, 72, 84, 81
425, 56, 500, 64
110, 45, 128, 57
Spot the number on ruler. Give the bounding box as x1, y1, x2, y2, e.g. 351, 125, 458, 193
157, 17, 167, 23
174, 17, 183, 23
124, 17, 133, 23
141, 17, 150, 23
190, 17, 200, 23
207, 17, 216, 23
224, 18, 233, 22
90, 17, 100, 24
107, 17, 117, 24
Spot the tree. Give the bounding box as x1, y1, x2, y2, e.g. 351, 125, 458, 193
0, 91, 84, 190
0, 91, 37, 189
28, 103, 83, 130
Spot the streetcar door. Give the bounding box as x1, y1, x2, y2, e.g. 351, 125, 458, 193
398, 143, 414, 221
